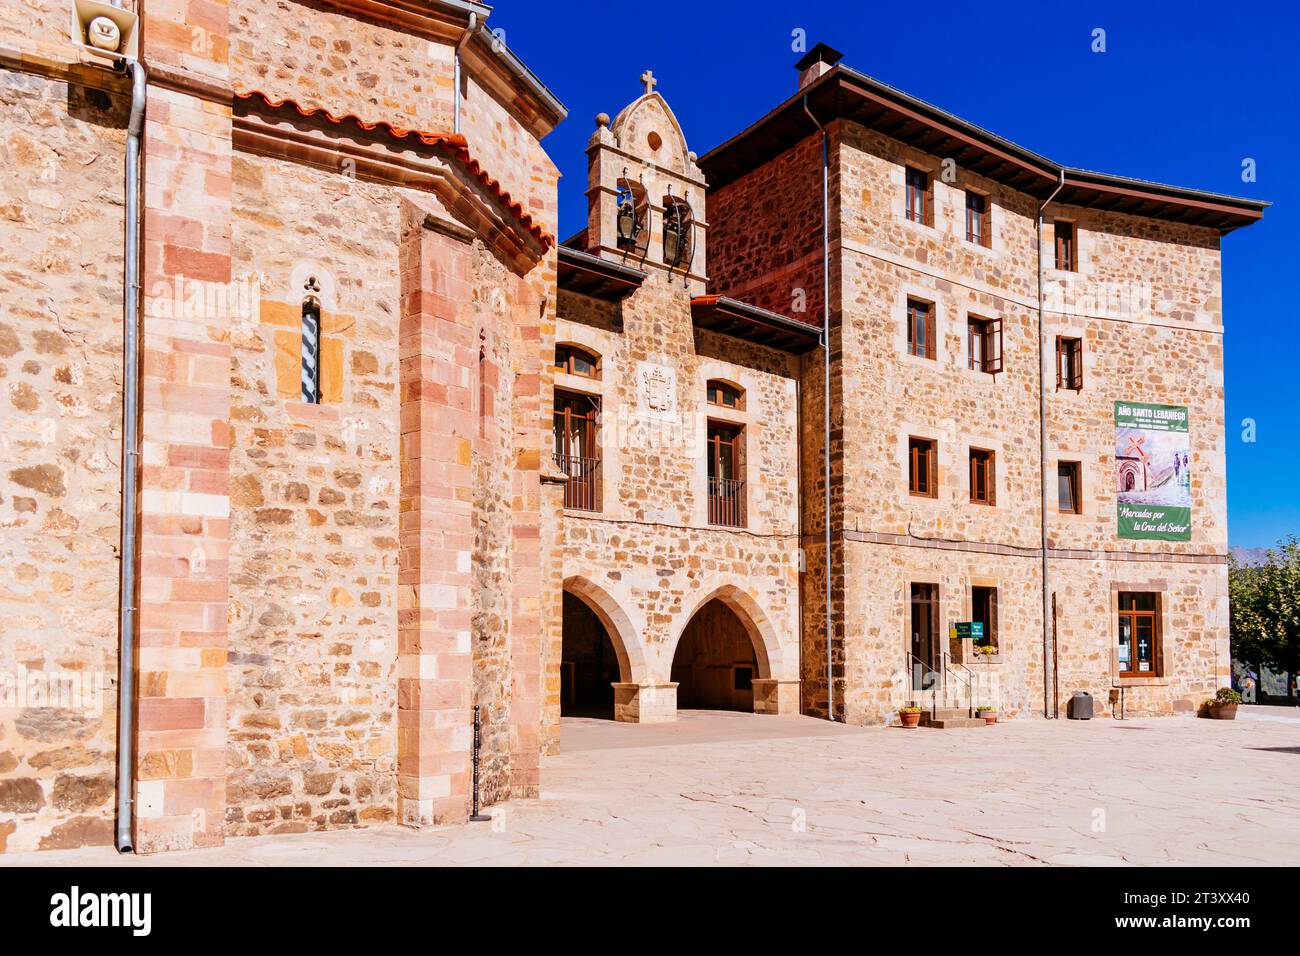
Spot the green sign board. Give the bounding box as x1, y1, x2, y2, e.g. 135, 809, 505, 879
949, 622, 984, 640
1114, 401, 1191, 541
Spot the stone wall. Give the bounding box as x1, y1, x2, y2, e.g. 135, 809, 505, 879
828, 119, 1229, 723
0, 69, 128, 853
555, 268, 803, 722
706, 111, 1234, 726
225, 153, 401, 836
230, 0, 455, 132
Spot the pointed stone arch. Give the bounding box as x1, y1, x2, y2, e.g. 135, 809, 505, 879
562, 574, 648, 685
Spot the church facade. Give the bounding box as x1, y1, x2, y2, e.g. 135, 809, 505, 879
0, 5, 1264, 856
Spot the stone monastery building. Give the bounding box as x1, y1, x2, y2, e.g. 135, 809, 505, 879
0, 1, 1266, 854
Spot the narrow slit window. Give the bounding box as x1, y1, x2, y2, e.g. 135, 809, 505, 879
965, 190, 990, 246
301, 297, 321, 404
905, 167, 931, 225
1055, 221, 1076, 271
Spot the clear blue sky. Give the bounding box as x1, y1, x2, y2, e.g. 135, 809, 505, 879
496, 0, 1297, 547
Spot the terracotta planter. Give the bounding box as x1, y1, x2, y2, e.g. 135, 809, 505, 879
1208, 702, 1238, 721
899, 710, 922, 728
980, 712, 997, 724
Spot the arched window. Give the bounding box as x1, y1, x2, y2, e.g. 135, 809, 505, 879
555, 344, 600, 379
301, 296, 321, 404
706, 379, 743, 410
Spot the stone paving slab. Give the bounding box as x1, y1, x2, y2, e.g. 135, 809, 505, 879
4, 712, 1298, 866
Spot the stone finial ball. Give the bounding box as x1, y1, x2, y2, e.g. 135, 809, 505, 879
595, 112, 610, 128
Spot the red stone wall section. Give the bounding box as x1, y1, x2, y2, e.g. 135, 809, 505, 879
396, 204, 477, 825
132, 10, 234, 853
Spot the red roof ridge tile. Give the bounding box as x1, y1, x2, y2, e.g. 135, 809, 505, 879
234, 89, 553, 252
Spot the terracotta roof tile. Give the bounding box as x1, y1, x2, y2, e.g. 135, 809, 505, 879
234, 90, 554, 252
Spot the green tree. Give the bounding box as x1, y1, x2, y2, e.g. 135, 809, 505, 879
1230, 536, 1300, 684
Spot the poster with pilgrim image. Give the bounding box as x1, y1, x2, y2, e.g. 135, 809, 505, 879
1114, 401, 1191, 541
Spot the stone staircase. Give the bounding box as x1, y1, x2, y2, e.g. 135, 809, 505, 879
917, 706, 988, 729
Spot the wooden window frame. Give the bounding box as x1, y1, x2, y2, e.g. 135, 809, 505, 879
1055, 335, 1083, 390
905, 166, 932, 226
906, 298, 935, 360
554, 344, 600, 380
969, 447, 996, 506
908, 436, 938, 498
706, 380, 743, 410
1054, 220, 1077, 272
1057, 460, 1081, 515
965, 190, 990, 247
971, 585, 999, 652
967, 315, 1003, 374
707, 420, 746, 528
1117, 591, 1162, 678
553, 389, 601, 512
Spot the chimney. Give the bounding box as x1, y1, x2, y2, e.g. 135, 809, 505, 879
795, 42, 844, 90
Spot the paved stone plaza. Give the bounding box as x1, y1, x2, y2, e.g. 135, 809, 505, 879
6, 709, 1297, 867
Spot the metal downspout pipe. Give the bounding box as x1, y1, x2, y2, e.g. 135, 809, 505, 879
1037, 169, 1065, 720
116, 57, 147, 854
453, 12, 478, 135
803, 94, 835, 721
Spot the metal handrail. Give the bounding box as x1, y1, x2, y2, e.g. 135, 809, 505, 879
943, 653, 974, 718
908, 651, 940, 719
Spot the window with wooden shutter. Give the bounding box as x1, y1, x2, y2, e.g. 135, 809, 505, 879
1056, 336, 1083, 390
968, 316, 1002, 374
1054, 220, 1076, 271
909, 436, 937, 498
553, 389, 601, 512
907, 298, 935, 359
707, 421, 746, 528
965, 190, 990, 246
905, 167, 931, 225
969, 448, 995, 505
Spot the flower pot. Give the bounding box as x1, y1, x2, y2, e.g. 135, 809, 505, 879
1208, 702, 1238, 721
899, 710, 921, 728
980, 712, 997, 724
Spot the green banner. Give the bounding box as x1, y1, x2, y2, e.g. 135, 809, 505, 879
1114, 401, 1191, 541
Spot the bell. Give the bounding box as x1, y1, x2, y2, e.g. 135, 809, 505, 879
617, 199, 637, 243
663, 229, 679, 265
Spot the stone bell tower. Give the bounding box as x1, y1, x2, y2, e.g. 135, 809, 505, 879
585, 70, 707, 294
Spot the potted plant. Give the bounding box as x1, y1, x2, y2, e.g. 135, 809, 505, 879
898, 705, 922, 728
1205, 687, 1241, 720
976, 705, 997, 724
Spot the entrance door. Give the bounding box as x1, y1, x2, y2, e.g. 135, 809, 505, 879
910, 583, 939, 691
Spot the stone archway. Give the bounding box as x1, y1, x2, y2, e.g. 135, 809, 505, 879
671, 599, 759, 711
667, 584, 797, 715
560, 576, 652, 721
